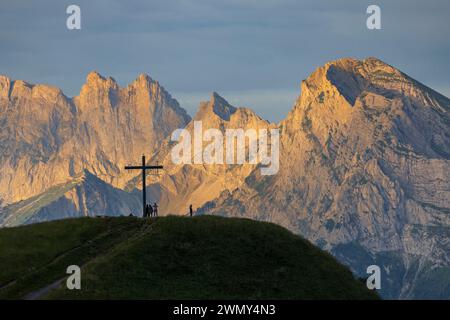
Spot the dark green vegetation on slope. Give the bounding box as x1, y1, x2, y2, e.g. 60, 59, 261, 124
0, 216, 378, 299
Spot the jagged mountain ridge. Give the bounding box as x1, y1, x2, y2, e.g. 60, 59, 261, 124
0, 72, 190, 207
126, 91, 275, 215
201, 57, 450, 299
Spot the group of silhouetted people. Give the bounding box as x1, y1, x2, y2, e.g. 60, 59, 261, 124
130, 203, 195, 218
144, 202, 158, 218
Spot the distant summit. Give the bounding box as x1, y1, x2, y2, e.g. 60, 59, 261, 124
195, 92, 237, 121
203, 57, 450, 299
0, 72, 190, 208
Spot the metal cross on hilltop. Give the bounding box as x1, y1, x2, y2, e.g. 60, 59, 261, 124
125, 155, 163, 217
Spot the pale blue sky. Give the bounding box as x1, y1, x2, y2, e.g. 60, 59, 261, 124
0, 0, 449, 122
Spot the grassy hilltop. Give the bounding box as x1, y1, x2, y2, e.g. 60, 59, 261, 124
0, 215, 378, 299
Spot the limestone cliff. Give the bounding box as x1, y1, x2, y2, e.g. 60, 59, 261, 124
0, 72, 190, 206
202, 58, 450, 299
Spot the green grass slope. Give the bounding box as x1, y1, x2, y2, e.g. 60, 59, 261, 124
0, 215, 378, 300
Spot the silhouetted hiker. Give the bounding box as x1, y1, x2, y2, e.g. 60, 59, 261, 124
148, 204, 154, 217
153, 202, 158, 217
144, 204, 152, 218
189, 204, 193, 217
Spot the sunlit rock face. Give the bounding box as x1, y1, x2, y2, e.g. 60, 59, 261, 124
127, 91, 275, 215
203, 58, 450, 299
0, 72, 190, 206
1, 58, 449, 298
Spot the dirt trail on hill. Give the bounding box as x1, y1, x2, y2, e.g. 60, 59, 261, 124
21, 218, 158, 299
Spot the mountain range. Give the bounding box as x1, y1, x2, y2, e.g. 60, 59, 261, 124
0, 57, 449, 299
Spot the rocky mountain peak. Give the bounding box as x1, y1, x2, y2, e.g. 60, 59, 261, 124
195, 92, 237, 121
10, 80, 33, 97
297, 57, 399, 107
135, 73, 153, 84
201, 58, 450, 299
284, 57, 450, 136
85, 71, 117, 86
4, 79, 64, 103
0, 71, 191, 207
76, 71, 119, 109
81, 71, 118, 94
128, 73, 164, 98
321, 57, 439, 105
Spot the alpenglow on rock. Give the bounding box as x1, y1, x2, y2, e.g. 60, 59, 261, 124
0, 72, 190, 207
201, 57, 450, 299
125, 91, 275, 215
